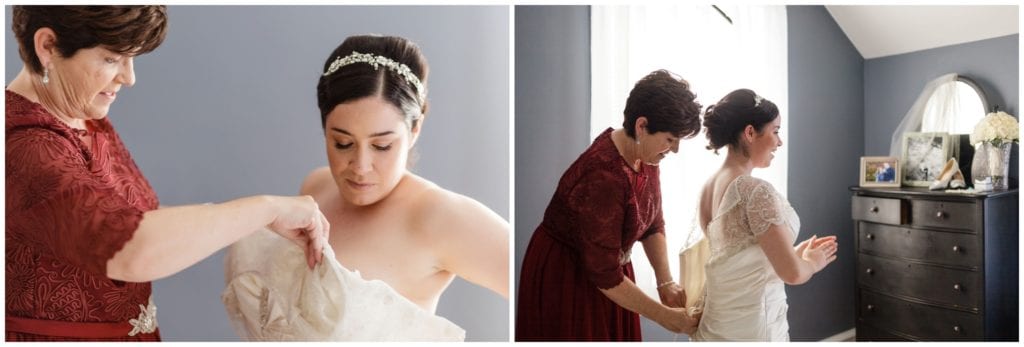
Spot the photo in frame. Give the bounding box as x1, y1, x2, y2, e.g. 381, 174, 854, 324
860, 156, 901, 187
901, 132, 952, 187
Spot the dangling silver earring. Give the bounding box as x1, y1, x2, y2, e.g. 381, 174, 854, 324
42, 68, 50, 85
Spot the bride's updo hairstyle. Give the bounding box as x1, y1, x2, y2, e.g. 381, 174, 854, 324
702, 88, 779, 155
317, 35, 429, 131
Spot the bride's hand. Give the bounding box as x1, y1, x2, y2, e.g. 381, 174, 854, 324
795, 234, 836, 254
657, 282, 685, 308
266, 195, 331, 269
797, 235, 838, 272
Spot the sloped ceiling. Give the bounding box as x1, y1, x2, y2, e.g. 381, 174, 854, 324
825, 5, 1019, 59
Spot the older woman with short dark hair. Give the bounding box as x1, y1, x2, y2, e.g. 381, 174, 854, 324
516, 70, 703, 341
6, 6, 329, 341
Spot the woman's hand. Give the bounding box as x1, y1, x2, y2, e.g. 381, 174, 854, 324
683, 310, 703, 335
795, 235, 837, 272
657, 282, 685, 308
654, 306, 701, 335
266, 195, 331, 269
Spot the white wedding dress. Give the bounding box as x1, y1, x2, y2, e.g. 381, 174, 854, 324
681, 175, 799, 341
221, 229, 465, 341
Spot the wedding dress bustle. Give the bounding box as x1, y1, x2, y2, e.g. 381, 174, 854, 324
681, 175, 799, 341
222, 229, 465, 341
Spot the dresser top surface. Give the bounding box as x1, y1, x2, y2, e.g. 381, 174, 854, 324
850, 186, 1019, 200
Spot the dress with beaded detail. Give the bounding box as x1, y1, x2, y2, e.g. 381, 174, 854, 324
691, 174, 800, 342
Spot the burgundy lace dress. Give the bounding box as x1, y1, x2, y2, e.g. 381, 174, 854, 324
5, 90, 161, 341
516, 128, 665, 341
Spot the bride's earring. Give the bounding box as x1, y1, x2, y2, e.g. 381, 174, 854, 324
42, 68, 49, 85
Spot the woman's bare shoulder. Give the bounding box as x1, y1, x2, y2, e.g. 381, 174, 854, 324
299, 166, 333, 196
402, 174, 507, 240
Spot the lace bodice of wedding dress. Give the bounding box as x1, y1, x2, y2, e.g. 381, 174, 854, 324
687, 175, 800, 341
221, 229, 465, 341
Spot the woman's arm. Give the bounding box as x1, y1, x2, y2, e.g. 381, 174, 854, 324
641, 232, 684, 307
600, 277, 698, 334
107, 195, 329, 282
428, 191, 510, 298
758, 227, 837, 285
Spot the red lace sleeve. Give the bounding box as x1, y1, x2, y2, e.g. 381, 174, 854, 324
6, 128, 144, 277
640, 172, 665, 240
568, 169, 628, 289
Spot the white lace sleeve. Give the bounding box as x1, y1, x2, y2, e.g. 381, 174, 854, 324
742, 180, 787, 237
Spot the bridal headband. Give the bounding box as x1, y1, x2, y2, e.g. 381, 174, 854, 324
323, 51, 426, 101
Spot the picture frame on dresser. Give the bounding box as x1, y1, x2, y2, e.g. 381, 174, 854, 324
860, 156, 901, 187
901, 132, 952, 187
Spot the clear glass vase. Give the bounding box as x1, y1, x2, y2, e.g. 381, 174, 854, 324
971, 142, 1012, 191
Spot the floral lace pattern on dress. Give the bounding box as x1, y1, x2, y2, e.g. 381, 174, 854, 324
6, 90, 158, 340
705, 175, 799, 266
537, 128, 664, 289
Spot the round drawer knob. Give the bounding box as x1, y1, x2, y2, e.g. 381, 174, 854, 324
866, 233, 875, 240
953, 325, 962, 333
870, 206, 879, 213
953, 283, 962, 291
952, 245, 961, 253
866, 304, 874, 311
936, 211, 947, 218
866, 268, 874, 275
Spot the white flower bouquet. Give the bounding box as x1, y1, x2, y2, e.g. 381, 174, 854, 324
970, 111, 1019, 146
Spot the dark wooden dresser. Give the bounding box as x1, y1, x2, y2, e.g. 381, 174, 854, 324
849, 187, 1018, 341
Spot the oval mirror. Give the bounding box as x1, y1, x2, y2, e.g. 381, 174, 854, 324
920, 76, 989, 134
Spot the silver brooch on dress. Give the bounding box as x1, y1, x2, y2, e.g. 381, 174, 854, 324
323, 51, 427, 101
128, 296, 158, 336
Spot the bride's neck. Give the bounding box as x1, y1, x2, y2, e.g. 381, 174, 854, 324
721, 146, 754, 175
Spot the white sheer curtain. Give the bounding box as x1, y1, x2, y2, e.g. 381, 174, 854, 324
889, 73, 957, 157
591, 5, 788, 298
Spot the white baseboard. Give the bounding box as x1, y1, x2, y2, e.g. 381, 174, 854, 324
822, 328, 856, 342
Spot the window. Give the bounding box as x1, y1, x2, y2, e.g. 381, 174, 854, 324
590, 5, 789, 297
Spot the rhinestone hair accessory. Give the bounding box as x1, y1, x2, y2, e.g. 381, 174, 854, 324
323, 51, 426, 101
753, 94, 763, 107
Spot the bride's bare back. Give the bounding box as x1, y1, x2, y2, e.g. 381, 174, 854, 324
698, 169, 745, 233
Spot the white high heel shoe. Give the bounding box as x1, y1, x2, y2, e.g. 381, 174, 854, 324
929, 158, 965, 190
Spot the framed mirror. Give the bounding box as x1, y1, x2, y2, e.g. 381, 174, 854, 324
920, 76, 989, 134
914, 75, 989, 186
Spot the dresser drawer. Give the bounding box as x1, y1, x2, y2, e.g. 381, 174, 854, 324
911, 199, 979, 231
858, 223, 981, 268
852, 196, 906, 225
859, 289, 983, 340
858, 254, 981, 310
856, 321, 913, 341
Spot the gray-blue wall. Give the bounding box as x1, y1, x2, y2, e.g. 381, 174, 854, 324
786, 5, 865, 340
5, 5, 509, 341
864, 34, 1019, 185
513, 4, 591, 299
